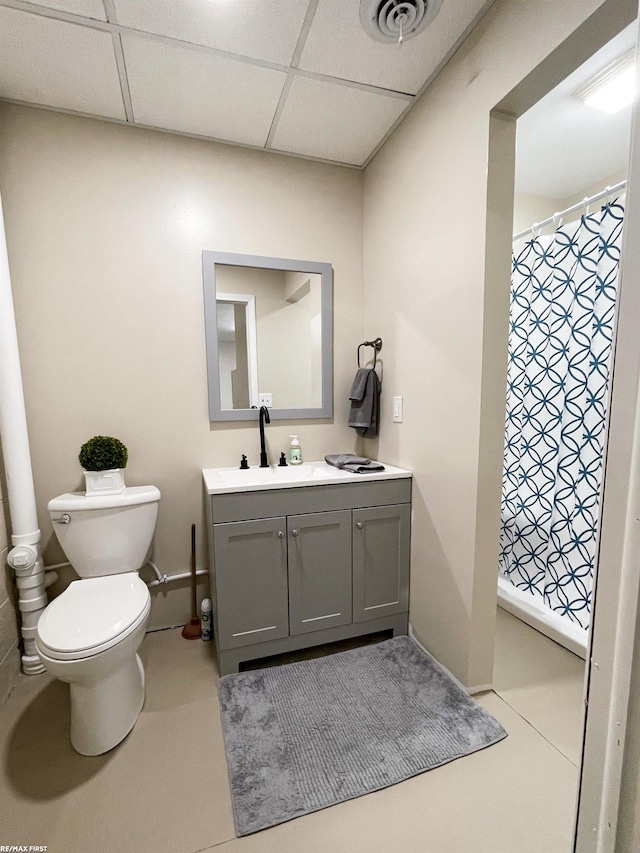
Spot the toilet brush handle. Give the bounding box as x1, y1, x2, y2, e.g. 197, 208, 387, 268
190, 523, 197, 621
182, 523, 202, 640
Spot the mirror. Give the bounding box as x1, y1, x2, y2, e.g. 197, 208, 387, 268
203, 251, 333, 421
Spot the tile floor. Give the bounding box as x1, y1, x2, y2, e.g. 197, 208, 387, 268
0, 608, 585, 853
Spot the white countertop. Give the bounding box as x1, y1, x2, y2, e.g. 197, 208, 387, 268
202, 460, 411, 495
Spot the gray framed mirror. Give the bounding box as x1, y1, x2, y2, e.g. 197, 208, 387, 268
203, 251, 333, 421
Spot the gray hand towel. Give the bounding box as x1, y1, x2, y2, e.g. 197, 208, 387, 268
349, 369, 370, 402
348, 368, 381, 438
325, 454, 385, 474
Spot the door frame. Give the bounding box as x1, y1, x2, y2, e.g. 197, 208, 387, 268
481, 1, 640, 849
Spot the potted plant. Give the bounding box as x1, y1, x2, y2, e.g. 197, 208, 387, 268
79, 435, 128, 496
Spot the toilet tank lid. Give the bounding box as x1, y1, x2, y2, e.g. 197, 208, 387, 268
48, 485, 161, 512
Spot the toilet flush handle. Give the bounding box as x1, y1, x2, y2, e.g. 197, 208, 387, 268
53, 513, 71, 524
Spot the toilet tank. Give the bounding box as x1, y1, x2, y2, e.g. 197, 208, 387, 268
48, 486, 161, 578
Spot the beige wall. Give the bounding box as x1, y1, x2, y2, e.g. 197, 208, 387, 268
0, 103, 363, 630
362, 0, 609, 688
563, 168, 628, 209
513, 167, 628, 235
0, 447, 20, 702
512, 190, 562, 235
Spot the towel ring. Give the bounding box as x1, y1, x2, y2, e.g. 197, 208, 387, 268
357, 337, 383, 368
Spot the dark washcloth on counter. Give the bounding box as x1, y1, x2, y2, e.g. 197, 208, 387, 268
325, 454, 385, 474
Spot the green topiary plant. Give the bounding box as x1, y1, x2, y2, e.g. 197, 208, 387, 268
79, 436, 128, 472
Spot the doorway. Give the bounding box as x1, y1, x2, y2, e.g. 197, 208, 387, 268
481, 2, 640, 849
493, 19, 635, 777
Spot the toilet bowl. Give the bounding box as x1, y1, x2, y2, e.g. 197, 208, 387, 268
36, 574, 151, 755
37, 485, 160, 755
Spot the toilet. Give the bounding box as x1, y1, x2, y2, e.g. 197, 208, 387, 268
36, 485, 161, 756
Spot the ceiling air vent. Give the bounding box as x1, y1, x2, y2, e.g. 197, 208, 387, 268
359, 0, 442, 45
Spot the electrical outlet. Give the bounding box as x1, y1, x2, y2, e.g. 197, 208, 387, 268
392, 396, 403, 423
258, 393, 272, 407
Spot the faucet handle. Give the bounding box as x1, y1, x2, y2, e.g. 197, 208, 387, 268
278, 452, 288, 467
239, 455, 249, 470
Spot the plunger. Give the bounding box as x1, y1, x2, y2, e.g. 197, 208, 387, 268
182, 523, 202, 640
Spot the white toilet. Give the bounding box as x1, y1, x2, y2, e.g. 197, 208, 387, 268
36, 485, 161, 756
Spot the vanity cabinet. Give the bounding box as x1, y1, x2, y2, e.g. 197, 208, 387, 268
352, 504, 411, 623
213, 510, 353, 649
287, 510, 353, 636
204, 469, 411, 675
213, 518, 290, 650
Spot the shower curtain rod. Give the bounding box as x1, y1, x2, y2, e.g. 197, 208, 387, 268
513, 179, 627, 242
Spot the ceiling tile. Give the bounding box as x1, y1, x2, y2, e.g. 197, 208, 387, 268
24, 0, 106, 20
300, 0, 488, 95
113, 0, 309, 66
0, 7, 125, 118
122, 35, 287, 147
271, 76, 408, 166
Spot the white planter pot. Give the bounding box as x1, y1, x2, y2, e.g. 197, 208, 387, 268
84, 468, 126, 496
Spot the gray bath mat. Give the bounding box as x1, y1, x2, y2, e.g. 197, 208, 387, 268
218, 636, 507, 836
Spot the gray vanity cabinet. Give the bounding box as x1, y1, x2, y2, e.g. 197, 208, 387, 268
353, 504, 411, 622
213, 517, 289, 650
206, 476, 412, 675
287, 510, 352, 636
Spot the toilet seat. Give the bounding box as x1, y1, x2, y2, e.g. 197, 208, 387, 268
36, 574, 150, 661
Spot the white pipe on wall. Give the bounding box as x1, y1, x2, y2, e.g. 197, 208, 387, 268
0, 192, 47, 675
147, 568, 208, 588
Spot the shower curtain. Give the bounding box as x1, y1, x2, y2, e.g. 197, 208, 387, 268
498, 196, 625, 631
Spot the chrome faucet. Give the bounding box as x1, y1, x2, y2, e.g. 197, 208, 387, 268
259, 406, 270, 468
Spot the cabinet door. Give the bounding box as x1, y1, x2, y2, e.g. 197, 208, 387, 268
288, 510, 352, 636
213, 517, 288, 650
352, 504, 410, 623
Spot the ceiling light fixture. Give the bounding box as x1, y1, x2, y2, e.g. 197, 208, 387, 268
574, 48, 637, 114
359, 0, 442, 46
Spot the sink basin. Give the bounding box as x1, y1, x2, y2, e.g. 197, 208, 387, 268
215, 463, 329, 488
202, 460, 411, 495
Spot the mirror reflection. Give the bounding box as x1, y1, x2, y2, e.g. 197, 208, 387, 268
215, 265, 323, 411
202, 251, 333, 422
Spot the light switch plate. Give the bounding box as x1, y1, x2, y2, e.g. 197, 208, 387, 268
258, 393, 272, 407
393, 396, 403, 423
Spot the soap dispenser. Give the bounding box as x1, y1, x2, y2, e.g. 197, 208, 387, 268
288, 435, 302, 465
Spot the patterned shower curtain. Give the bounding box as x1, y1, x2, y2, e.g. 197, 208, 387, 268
498, 197, 625, 631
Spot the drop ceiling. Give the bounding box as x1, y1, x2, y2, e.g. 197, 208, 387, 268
0, 0, 493, 168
